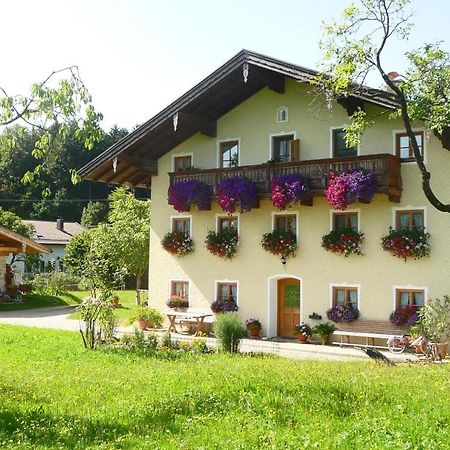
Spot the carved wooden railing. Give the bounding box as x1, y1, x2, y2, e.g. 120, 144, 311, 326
169, 153, 402, 204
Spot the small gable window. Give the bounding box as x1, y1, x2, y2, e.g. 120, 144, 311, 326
277, 107, 288, 123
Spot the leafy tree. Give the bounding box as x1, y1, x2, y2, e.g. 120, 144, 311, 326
81, 201, 109, 228
317, 0, 450, 213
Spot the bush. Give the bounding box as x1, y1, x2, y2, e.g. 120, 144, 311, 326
213, 313, 246, 353
419, 295, 450, 342
127, 307, 164, 327
31, 272, 81, 296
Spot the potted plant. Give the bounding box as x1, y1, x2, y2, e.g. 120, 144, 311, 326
325, 169, 377, 210
161, 231, 194, 256
128, 307, 164, 330
293, 322, 312, 343
271, 173, 309, 210
168, 179, 211, 212
205, 229, 239, 259
245, 318, 262, 338
217, 176, 258, 214
111, 294, 120, 307
166, 294, 189, 311
312, 322, 337, 345
381, 227, 430, 261
211, 298, 239, 313
419, 296, 450, 359
261, 230, 297, 258
321, 228, 364, 257
326, 304, 360, 323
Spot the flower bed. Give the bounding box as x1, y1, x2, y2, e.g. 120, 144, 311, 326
321, 228, 364, 257
381, 227, 430, 261
161, 231, 194, 256
261, 230, 297, 258
205, 229, 239, 259
390, 305, 419, 326
327, 304, 360, 323
271, 173, 309, 210
168, 180, 211, 212
211, 298, 238, 313
325, 169, 377, 210
217, 177, 258, 214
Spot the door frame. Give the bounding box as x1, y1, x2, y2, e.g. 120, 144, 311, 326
267, 274, 303, 338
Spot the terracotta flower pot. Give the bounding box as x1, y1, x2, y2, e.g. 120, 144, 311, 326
297, 333, 308, 343
247, 327, 260, 338
135, 319, 148, 330
436, 342, 448, 359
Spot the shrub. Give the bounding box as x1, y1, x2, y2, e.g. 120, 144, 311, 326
205, 229, 239, 259
161, 231, 194, 256
261, 230, 297, 258
419, 296, 450, 342
271, 173, 309, 210
327, 304, 360, 323
213, 313, 246, 353
168, 180, 211, 212
321, 228, 364, 256
217, 177, 258, 214
31, 272, 81, 296
381, 227, 430, 260
312, 322, 337, 344
128, 307, 164, 328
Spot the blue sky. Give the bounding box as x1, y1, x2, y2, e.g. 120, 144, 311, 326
3, 0, 449, 130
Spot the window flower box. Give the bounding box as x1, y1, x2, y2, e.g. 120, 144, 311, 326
205, 229, 239, 259
168, 179, 211, 212
390, 305, 419, 326
161, 231, 194, 256
325, 169, 377, 210
326, 304, 360, 323
271, 173, 309, 210
261, 230, 297, 258
217, 176, 258, 214
381, 227, 430, 261
322, 228, 364, 257
211, 298, 238, 313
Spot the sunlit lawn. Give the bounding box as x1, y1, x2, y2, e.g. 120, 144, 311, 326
0, 325, 449, 449
0, 293, 80, 311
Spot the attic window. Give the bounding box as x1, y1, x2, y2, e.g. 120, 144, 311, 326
277, 107, 288, 123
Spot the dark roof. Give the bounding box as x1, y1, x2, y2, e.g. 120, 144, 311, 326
80, 49, 399, 187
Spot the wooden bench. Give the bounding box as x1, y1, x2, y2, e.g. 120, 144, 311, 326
167, 309, 214, 335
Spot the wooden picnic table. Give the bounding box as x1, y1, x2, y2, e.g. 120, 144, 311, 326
165, 311, 212, 336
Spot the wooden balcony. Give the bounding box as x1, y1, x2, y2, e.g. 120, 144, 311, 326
169, 153, 402, 205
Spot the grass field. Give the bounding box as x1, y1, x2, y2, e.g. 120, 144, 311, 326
0, 293, 80, 311
0, 325, 449, 449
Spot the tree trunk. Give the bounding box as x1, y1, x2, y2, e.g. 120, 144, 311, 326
135, 272, 142, 306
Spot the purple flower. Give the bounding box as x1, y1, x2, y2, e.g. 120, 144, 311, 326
327, 304, 359, 323
168, 180, 211, 212
218, 177, 258, 214
271, 173, 309, 210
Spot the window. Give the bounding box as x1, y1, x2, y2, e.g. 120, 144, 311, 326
172, 217, 191, 235
272, 134, 299, 162
174, 155, 192, 172
332, 286, 358, 309
274, 214, 296, 235
332, 128, 357, 158
395, 210, 424, 231
333, 212, 358, 231
217, 282, 237, 303
171, 280, 189, 299
395, 131, 423, 162
277, 107, 288, 123
396, 289, 425, 309
220, 140, 239, 168
218, 216, 238, 232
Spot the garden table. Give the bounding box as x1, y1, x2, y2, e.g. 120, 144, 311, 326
165, 311, 212, 336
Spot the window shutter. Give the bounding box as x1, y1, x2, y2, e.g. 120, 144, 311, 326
290, 139, 300, 161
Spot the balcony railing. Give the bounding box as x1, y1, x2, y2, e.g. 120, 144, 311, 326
169, 153, 402, 204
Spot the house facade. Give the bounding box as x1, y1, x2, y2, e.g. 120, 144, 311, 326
80, 51, 450, 338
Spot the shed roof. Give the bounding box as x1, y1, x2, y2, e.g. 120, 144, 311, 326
79, 49, 399, 187
0, 225, 50, 255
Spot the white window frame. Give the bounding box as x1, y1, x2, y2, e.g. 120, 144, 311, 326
329, 126, 360, 158
391, 206, 427, 231
169, 214, 192, 238
271, 211, 299, 240
168, 278, 191, 306
277, 106, 289, 123
171, 152, 194, 172
269, 131, 297, 160
217, 137, 241, 168
329, 208, 361, 232
392, 285, 428, 311
214, 279, 239, 306
329, 283, 361, 310
215, 213, 240, 235
392, 127, 427, 164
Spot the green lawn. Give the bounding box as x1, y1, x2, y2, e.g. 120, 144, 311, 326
0, 325, 449, 449
0, 293, 81, 311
